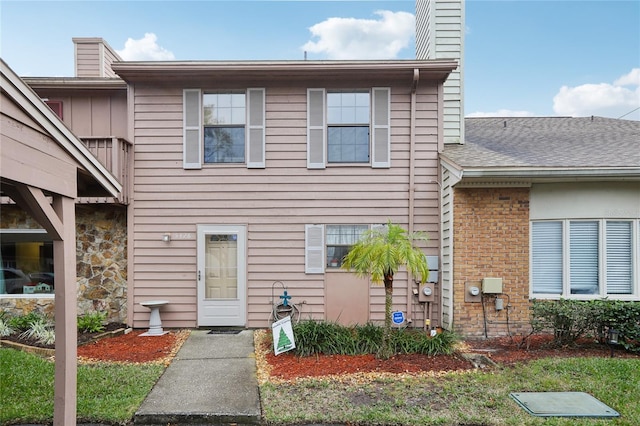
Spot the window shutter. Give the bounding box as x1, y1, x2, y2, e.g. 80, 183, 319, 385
183, 89, 202, 169
371, 87, 390, 168
305, 224, 325, 274
531, 221, 563, 294
569, 221, 599, 294
307, 88, 326, 169
247, 88, 265, 168
606, 221, 633, 294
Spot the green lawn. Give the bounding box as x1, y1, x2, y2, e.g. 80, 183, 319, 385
0, 348, 164, 424
261, 356, 640, 426
2, 347, 639, 425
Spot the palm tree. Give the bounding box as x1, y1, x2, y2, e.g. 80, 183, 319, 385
341, 220, 429, 358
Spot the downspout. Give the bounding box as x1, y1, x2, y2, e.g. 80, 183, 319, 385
407, 68, 419, 323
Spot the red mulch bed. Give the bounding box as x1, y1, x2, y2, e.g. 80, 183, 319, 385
6, 328, 638, 377
77, 329, 186, 364
265, 351, 473, 380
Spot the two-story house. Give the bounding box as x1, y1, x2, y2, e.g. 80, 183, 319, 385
1, 31, 459, 331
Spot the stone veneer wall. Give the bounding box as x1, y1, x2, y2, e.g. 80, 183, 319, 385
452, 187, 530, 338
0, 204, 127, 323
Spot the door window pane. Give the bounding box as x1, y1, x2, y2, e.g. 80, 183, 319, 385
205, 234, 238, 299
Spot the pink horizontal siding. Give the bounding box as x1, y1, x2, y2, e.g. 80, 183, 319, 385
130, 83, 442, 329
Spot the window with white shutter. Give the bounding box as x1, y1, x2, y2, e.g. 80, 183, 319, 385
307, 87, 391, 169
183, 88, 265, 169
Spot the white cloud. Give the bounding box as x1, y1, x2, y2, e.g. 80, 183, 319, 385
302, 10, 414, 60
116, 33, 175, 61
553, 68, 640, 120
466, 109, 535, 118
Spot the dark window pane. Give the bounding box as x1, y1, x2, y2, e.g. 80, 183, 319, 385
327, 126, 369, 163
204, 127, 245, 163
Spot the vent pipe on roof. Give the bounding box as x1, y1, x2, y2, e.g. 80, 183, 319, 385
504, 120, 507, 128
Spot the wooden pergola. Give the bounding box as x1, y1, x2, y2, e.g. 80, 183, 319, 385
1, 59, 121, 425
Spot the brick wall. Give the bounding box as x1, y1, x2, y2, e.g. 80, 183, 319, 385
452, 187, 531, 337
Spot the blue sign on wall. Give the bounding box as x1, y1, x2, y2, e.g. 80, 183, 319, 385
392, 311, 405, 325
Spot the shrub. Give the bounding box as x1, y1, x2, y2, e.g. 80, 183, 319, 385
0, 318, 14, 337
291, 320, 456, 357
77, 311, 107, 333
7, 312, 46, 332
19, 315, 55, 345
530, 299, 592, 345
530, 299, 640, 351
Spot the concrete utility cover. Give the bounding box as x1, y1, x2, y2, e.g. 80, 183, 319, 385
510, 392, 620, 418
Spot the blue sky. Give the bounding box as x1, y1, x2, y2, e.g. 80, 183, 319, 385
1, 0, 639, 120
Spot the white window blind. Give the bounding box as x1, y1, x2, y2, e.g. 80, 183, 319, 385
569, 221, 599, 295
606, 221, 633, 294
532, 221, 563, 294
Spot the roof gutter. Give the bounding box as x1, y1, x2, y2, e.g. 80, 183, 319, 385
459, 167, 640, 179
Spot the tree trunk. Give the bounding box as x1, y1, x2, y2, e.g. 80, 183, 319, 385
380, 273, 394, 359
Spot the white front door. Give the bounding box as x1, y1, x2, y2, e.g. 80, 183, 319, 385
197, 225, 246, 326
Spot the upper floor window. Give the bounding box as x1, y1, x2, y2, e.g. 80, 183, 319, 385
203, 93, 246, 163
307, 87, 390, 169
531, 219, 638, 298
327, 91, 370, 163
183, 88, 265, 169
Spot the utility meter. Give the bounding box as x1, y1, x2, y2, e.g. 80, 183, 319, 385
418, 283, 435, 302
469, 286, 480, 296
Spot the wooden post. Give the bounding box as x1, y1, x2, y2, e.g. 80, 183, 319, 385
53, 195, 77, 426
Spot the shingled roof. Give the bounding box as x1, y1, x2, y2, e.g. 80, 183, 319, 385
442, 117, 640, 177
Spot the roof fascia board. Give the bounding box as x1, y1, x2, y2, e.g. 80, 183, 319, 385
1, 60, 121, 197
22, 77, 126, 91
112, 59, 458, 81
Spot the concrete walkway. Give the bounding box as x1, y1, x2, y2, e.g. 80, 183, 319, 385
134, 329, 261, 425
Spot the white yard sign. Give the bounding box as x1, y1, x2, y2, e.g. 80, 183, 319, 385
272, 316, 296, 355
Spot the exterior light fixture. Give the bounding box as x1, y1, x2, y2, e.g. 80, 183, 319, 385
608, 328, 619, 357
162, 234, 171, 243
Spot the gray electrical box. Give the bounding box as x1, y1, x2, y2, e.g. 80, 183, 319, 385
482, 277, 503, 294
426, 256, 439, 283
